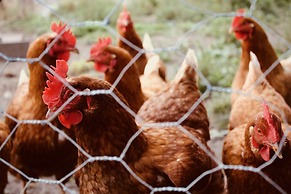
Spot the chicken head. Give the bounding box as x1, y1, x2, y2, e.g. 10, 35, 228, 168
117, 5, 133, 33
88, 37, 117, 72
43, 60, 90, 128
247, 102, 284, 161
230, 9, 255, 40
46, 22, 79, 61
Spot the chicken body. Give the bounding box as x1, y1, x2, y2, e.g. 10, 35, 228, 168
139, 33, 168, 98
230, 13, 291, 106
223, 116, 291, 194
43, 58, 225, 193
0, 122, 11, 194
229, 53, 291, 130
137, 50, 225, 193
4, 24, 78, 190
138, 49, 210, 141
139, 55, 168, 98
142, 32, 167, 81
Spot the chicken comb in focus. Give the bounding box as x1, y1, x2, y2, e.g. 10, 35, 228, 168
43, 60, 68, 109
50, 21, 76, 46
90, 37, 112, 55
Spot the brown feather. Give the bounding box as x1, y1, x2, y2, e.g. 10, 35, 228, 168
231, 17, 291, 106
229, 53, 291, 130
4, 32, 77, 190
0, 122, 11, 194
46, 75, 225, 193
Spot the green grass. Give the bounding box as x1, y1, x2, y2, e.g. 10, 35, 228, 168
205, 92, 231, 130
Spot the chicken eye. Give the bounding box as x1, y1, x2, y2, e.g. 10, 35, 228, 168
257, 128, 262, 134
64, 90, 74, 98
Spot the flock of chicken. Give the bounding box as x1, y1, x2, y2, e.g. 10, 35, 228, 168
0, 6, 291, 194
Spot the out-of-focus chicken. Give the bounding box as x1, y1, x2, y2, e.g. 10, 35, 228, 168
223, 102, 291, 194
142, 33, 167, 81
139, 33, 168, 98
88, 37, 147, 113
230, 9, 291, 106
116, 5, 148, 75
139, 55, 168, 98
42, 59, 225, 194
229, 52, 291, 130
4, 22, 78, 192
138, 49, 210, 141
281, 55, 291, 69
0, 122, 11, 194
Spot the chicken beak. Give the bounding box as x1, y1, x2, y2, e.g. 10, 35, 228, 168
86, 57, 94, 63
270, 142, 283, 159
70, 47, 79, 54
65, 46, 79, 54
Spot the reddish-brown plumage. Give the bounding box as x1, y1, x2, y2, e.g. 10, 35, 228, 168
0, 122, 11, 194
223, 109, 291, 194
43, 60, 225, 193
139, 55, 168, 98
138, 49, 210, 141
4, 22, 78, 191
89, 37, 147, 113
229, 53, 291, 130
230, 11, 291, 106
116, 5, 148, 75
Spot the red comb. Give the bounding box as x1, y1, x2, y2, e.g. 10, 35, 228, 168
51, 21, 76, 46
90, 37, 112, 55
43, 60, 68, 109
232, 9, 245, 26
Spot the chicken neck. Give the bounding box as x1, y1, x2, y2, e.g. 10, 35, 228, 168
241, 36, 284, 79
105, 46, 146, 112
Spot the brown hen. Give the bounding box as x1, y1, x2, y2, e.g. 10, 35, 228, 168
116, 4, 148, 75
138, 49, 210, 141
139, 55, 168, 98
42, 60, 225, 194
4, 22, 78, 192
139, 33, 168, 98
223, 103, 291, 194
230, 9, 291, 106
229, 52, 291, 130
142, 32, 167, 81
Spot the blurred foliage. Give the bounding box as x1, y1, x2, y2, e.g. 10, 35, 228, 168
57, 0, 118, 22
205, 92, 231, 130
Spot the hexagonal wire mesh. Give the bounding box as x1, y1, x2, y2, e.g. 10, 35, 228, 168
0, 0, 291, 193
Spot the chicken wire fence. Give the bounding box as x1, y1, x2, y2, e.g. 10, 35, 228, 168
0, 0, 291, 193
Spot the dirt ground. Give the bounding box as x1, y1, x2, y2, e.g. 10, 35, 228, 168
0, 41, 226, 194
